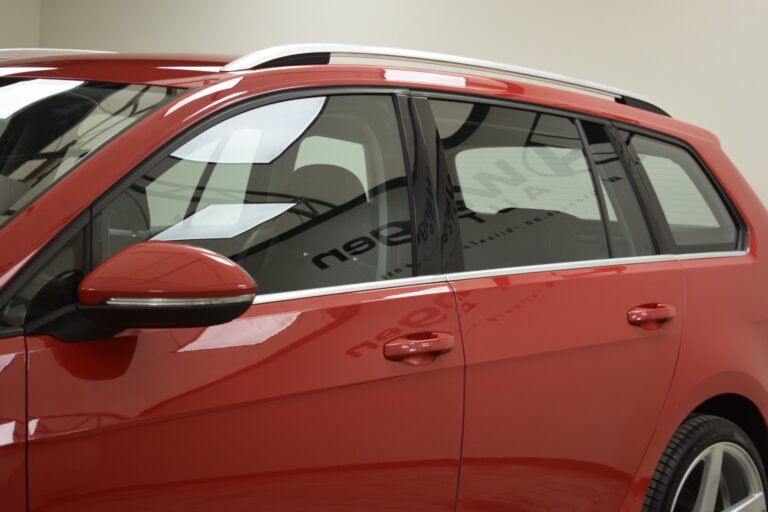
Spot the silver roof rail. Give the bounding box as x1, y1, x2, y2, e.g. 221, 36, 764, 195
0, 48, 115, 61
223, 44, 668, 116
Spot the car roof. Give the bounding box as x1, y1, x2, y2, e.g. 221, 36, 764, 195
0, 53, 234, 88
0, 50, 720, 146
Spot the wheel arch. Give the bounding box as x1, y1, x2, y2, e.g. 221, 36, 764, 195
692, 393, 768, 471
619, 373, 768, 511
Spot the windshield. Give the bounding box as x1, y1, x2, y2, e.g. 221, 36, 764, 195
0, 78, 181, 228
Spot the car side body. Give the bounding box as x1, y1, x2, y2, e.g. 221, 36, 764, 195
0, 48, 766, 512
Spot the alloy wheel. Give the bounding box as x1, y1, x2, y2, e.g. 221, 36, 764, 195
671, 441, 766, 512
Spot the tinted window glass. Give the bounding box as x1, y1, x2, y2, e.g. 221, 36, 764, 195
620, 131, 739, 252
581, 122, 654, 257
96, 95, 413, 295
429, 99, 609, 271
0, 78, 179, 229
0, 229, 85, 327
295, 136, 368, 193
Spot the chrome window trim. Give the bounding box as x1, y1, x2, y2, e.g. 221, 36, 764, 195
247, 250, 750, 306
675, 250, 748, 261
251, 275, 448, 305
444, 255, 676, 282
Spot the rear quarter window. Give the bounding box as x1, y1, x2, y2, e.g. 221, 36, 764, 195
620, 131, 740, 253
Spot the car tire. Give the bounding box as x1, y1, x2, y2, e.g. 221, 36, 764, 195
643, 414, 768, 512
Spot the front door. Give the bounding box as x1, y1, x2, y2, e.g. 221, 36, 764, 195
18, 92, 465, 511
0, 334, 25, 512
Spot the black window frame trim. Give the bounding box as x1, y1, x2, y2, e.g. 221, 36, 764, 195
401, 95, 443, 276
0, 209, 91, 336
602, 122, 668, 254
574, 118, 615, 258
412, 89, 747, 262
0, 85, 749, 339
414, 90, 662, 273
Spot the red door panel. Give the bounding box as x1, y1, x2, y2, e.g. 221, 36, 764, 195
0, 335, 25, 512
27, 283, 463, 511
453, 260, 683, 511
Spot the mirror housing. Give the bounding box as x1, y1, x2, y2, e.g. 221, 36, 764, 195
27, 242, 256, 342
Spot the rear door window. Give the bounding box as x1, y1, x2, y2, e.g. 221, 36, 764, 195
429, 99, 611, 271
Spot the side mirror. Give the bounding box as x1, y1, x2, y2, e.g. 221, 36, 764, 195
27, 242, 256, 342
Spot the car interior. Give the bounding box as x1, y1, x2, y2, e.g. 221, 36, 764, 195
430, 99, 612, 270
0, 79, 177, 225
100, 95, 414, 295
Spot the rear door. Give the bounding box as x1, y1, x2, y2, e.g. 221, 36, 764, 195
7, 92, 465, 511
414, 97, 684, 511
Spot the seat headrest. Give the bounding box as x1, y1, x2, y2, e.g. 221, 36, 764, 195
287, 164, 367, 208
0, 175, 28, 215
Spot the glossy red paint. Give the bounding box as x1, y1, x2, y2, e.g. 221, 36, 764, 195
383, 332, 456, 366
616, 138, 768, 512
0, 62, 723, 290
79, 242, 256, 305
627, 303, 677, 331
26, 283, 464, 511
0, 336, 26, 512
0, 54, 232, 87
618, 255, 768, 512
0, 52, 766, 512
452, 261, 684, 511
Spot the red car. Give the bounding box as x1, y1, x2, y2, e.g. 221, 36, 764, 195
0, 44, 764, 512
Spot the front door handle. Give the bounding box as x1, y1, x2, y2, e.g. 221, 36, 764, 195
384, 332, 455, 366
628, 303, 676, 331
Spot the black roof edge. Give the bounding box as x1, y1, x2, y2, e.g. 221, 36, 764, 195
616, 96, 671, 117
252, 52, 672, 118
255, 52, 331, 69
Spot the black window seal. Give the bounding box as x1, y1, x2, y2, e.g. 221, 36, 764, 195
416, 88, 746, 255
414, 90, 636, 268
611, 121, 747, 253
408, 96, 450, 276
393, 94, 426, 277
0, 209, 91, 338
410, 89, 625, 126
603, 122, 670, 254
574, 118, 614, 258
578, 119, 663, 255
0, 326, 23, 338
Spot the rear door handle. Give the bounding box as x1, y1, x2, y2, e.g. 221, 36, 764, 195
384, 332, 455, 366
628, 303, 676, 331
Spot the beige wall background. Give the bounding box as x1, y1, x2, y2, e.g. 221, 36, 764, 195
0, 0, 39, 47
2, 0, 767, 202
